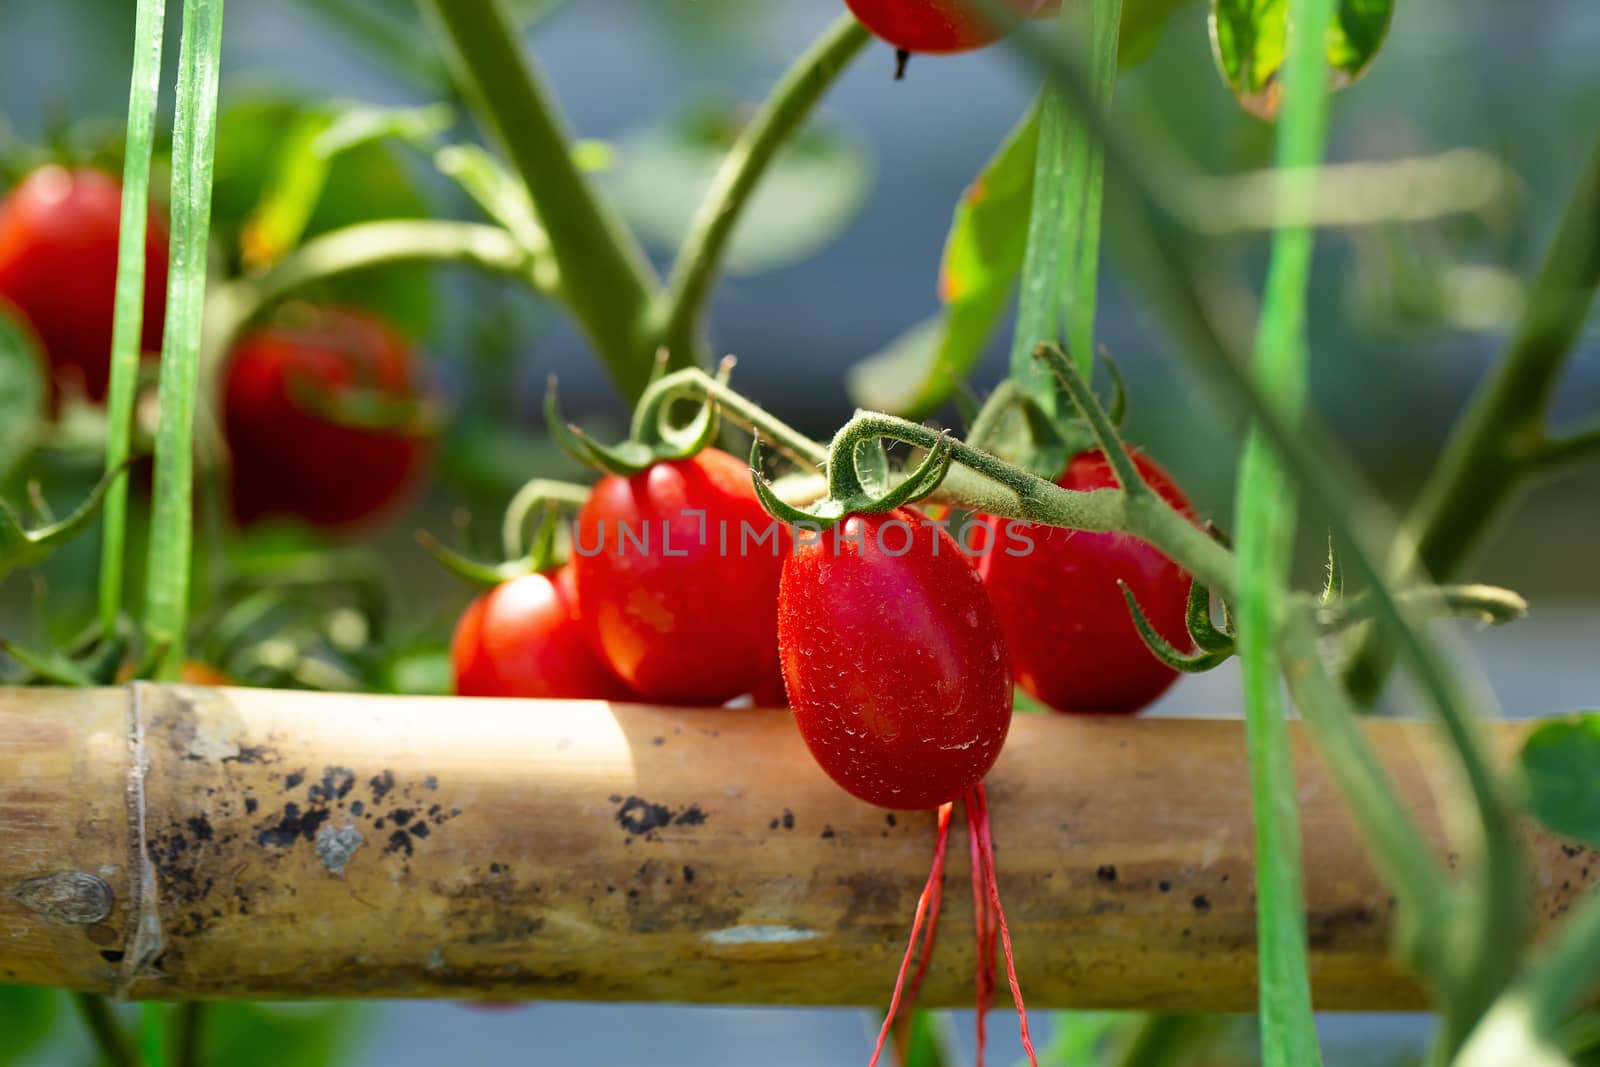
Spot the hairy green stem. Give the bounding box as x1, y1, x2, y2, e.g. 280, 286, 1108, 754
500, 478, 594, 561
204, 218, 541, 364
651, 14, 870, 361
144, 0, 225, 680
631, 367, 831, 470
420, 0, 659, 399
1065, 0, 1121, 372
98, 0, 167, 641
1011, 85, 1073, 410
72, 993, 136, 1067
1343, 136, 1600, 702
1231, 0, 1335, 1061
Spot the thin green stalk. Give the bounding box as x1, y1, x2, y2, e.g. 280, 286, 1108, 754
204, 218, 540, 365
174, 1002, 205, 1067
72, 993, 136, 1067
651, 14, 870, 360
630, 366, 830, 469
140, 1003, 169, 1067
1278, 605, 1455, 957
1003, 22, 1526, 1049
1065, 0, 1121, 370
420, 0, 660, 399
1344, 136, 1600, 701
98, 0, 167, 641
143, 0, 225, 680
1230, 0, 1336, 1062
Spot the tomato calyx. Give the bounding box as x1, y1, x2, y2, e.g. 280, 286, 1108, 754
420, 479, 591, 589
750, 429, 955, 530
546, 354, 734, 477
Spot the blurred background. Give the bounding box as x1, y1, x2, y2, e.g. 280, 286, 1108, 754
2, 0, 1598, 1063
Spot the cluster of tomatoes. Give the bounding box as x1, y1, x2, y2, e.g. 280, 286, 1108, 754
0, 165, 430, 533
451, 437, 1196, 809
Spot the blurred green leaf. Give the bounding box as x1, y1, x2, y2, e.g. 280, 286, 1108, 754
200, 1002, 365, 1067
1521, 713, 1600, 847
0, 465, 126, 585
211, 97, 436, 336
0, 305, 45, 482
0, 984, 58, 1066
848, 105, 1039, 418
607, 101, 870, 276
1209, 0, 1394, 119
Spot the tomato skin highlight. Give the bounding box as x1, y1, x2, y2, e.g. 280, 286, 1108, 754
0, 165, 168, 404
980, 449, 1196, 714
452, 567, 632, 700
779, 509, 1013, 810
845, 0, 1049, 54
571, 447, 785, 705
221, 306, 431, 530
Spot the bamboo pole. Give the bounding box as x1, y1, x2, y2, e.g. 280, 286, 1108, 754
0, 684, 1592, 1010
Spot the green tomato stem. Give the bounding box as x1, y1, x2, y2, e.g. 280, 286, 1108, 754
71, 993, 137, 1067
1229, 0, 1335, 1060
1343, 136, 1600, 703
420, 0, 661, 401
650, 14, 871, 362
204, 219, 544, 365
98, 0, 167, 642
631, 366, 831, 470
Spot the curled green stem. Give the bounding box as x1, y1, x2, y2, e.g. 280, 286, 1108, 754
651, 14, 871, 359
631, 366, 830, 469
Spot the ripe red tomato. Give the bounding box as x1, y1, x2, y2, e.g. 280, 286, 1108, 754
845, 0, 1049, 54
778, 509, 1012, 810
222, 306, 431, 529
979, 449, 1196, 714
570, 447, 785, 705
452, 567, 633, 700
0, 165, 168, 403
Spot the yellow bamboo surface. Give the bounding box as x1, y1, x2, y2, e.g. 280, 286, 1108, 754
0, 684, 1592, 1009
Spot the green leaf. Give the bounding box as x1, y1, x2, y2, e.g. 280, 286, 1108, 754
1209, 0, 1395, 119
846, 106, 1039, 418
0, 304, 45, 482
1521, 714, 1600, 848
607, 101, 870, 276
211, 97, 437, 336
0, 984, 58, 1066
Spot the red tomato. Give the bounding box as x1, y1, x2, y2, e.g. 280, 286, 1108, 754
0, 165, 168, 403
570, 447, 785, 705
979, 449, 1196, 714
452, 567, 632, 700
778, 509, 1012, 810
222, 307, 431, 529
845, 0, 1049, 54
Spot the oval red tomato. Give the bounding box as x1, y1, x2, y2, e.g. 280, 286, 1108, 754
0, 165, 168, 404
980, 449, 1195, 714
845, 0, 1049, 54
452, 567, 632, 700
570, 447, 786, 705
222, 306, 431, 530
779, 509, 1012, 810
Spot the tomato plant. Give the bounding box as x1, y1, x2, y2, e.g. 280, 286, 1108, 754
0, 165, 167, 404
221, 305, 432, 530
4, 2, 1600, 1067
979, 448, 1196, 714
452, 566, 632, 701
571, 447, 784, 705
